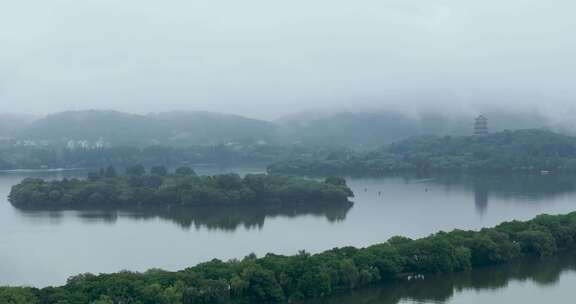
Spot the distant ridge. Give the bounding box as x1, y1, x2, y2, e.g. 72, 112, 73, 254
275, 109, 551, 148
6, 108, 558, 148
17, 110, 276, 146
0, 113, 38, 138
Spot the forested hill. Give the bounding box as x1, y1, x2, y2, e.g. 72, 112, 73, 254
275, 109, 552, 147
5, 108, 557, 148
4, 128, 576, 171
268, 129, 576, 175
0, 113, 37, 139
150, 111, 277, 145
16, 110, 277, 146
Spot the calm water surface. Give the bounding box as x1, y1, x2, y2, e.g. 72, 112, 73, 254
306, 254, 576, 304
2, 167, 576, 300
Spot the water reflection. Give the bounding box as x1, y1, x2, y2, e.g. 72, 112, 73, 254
446, 174, 575, 196
12, 203, 353, 231
4, 170, 576, 287
415, 174, 576, 216
307, 254, 576, 304
474, 185, 489, 215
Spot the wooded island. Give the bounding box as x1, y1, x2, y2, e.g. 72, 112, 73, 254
9, 166, 353, 209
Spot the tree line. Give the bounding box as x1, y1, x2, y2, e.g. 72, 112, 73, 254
0, 144, 313, 170
309, 253, 576, 304
9, 166, 353, 209
2, 211, 576, 303
6, 129, 576, 174
268, 129, 576, 175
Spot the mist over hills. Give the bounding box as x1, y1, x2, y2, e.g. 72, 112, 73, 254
276, 108, 552, 147
13, 110, 277, 146
0, 108, 560, 148
0, 113, 38, 139
149, 111, 277, 145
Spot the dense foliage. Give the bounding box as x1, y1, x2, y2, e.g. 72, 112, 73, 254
2, 211, 576, 303
268, 129, 576, 175
308, 253, 576, 304
9, 167, 353, 208
0, 144, 317, 170
5, 129, 575, 173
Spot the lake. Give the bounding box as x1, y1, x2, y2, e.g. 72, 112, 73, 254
306, 253, 576, 304
2, 168, 576, 303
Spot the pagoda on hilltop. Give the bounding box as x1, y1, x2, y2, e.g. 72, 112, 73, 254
474, 115, 488, 135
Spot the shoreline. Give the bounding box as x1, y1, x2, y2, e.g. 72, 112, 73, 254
3, 210, 576, 302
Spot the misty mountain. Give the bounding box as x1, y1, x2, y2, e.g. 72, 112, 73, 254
0, 113, 38, 139
277, 111, 420, 147
17, 110, 276, 146
18, 111, 159, 145
11, 108, 556, 148
268, 129, 576, 175
149, 111, 277, 145
277, 109, 552, 148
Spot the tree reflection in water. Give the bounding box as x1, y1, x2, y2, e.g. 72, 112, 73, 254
12, 201, 353, 231
305, 254, 576, 304
403, 173, 576, 216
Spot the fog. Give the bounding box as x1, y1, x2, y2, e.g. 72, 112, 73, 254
2, 0, 576, 119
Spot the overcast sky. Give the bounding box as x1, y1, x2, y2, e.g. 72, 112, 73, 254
2, 0, 576, 119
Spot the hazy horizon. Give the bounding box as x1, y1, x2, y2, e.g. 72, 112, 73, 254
0, 104, 553, 123
3, 2, 576, 299
2, 1, 576, 119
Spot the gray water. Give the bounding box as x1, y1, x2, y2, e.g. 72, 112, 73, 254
2, 168, 576, 303
307, 253, 576, 304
